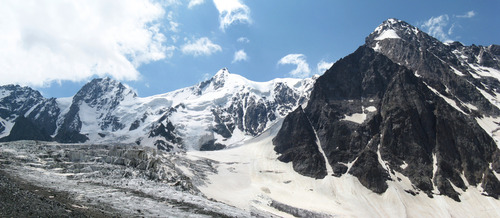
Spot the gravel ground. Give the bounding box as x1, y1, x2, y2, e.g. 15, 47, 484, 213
0, 169, 119, 218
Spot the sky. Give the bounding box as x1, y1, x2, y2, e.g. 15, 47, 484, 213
1, 0, 499, 98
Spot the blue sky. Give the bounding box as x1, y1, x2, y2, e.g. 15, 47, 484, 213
1, 0, 499, 98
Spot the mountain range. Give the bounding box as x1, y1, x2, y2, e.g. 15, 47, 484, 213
0, 68, 315, 151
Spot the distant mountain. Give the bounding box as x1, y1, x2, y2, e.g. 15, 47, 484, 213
273, 18, 500, 201
0, 85, 60, 139
0, 69, 316, 151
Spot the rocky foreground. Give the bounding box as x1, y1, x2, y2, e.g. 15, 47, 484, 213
0, 141, 248, 217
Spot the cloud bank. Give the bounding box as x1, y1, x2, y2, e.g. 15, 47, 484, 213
0, 0, 172, 87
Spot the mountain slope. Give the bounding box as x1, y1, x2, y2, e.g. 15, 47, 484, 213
274, 19, 500, 201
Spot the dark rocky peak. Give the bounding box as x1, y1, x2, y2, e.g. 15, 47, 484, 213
0, 84, 47, 119
367, 18, 438, 46
366, 19, 500, 117
74, 77, 137, 109
274, 44, 500, 201
0, 84, 44, 104
366, 18, 444, 58
0, 84, 44, 98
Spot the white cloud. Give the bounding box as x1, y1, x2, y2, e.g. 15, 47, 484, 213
212, 0, 251, 31
278, 54, 311, 78
317, 60, 333, 74
421, 15, 452, 42
237, 37, 250, 43
181, 37, 222, 56
0, 0, 172, 87
421, 11, 477, 43
457, 11, 475, 18
232, 49, 248, 63
188, 0, 204, 9
167, 11, 180, 32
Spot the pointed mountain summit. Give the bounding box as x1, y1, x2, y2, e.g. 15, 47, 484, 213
369, 19, 500, 119
55, 77, 138, 143
274, 19, 500, 201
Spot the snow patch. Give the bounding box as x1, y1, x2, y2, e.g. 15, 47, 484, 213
375, 29, 401, 41
400, 161, 408, 170
365, 106, 377, 112
425, 82, 466, 114
414, 71, 421, 78
341, 106, 376, 124
432, 153, 440, 194
469, 64, 500, 82
373, 42, 381, 52
341, 113, 366, 124
450, 66, 465, 76
475, 116, 500, 149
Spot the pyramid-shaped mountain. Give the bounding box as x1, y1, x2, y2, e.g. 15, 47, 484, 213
274, 18, 500, 201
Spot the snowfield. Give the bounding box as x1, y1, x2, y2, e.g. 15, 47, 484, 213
189, 120, 500, 218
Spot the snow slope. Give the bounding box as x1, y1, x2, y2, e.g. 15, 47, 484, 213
188, 120, 500, 217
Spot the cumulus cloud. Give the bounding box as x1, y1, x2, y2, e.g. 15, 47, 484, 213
181, 37, 222, 56
237, 37, 250, 43
212, 0, 251, 31
232, 49, 248, 63
278, 54, 311, 78
0, 0, 172, 87
317, 60, 333, 74
188, 0, 204, 9
457, 11, 475, 18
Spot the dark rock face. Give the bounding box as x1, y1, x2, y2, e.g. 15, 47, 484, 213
244, 98, 268, 135
199, 140, 226, 151
1, 116, 52, 141
348, 150, 390, 194
274, 42, 500, 201
273, 106, 327, 179
148, 121, 182, 152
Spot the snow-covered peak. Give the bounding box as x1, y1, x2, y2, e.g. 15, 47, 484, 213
214, 67, 230, 78
75, 77, 137, 105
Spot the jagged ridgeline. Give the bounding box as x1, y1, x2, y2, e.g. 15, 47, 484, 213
0, 69, 315, 151
273, 19, 500, 201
